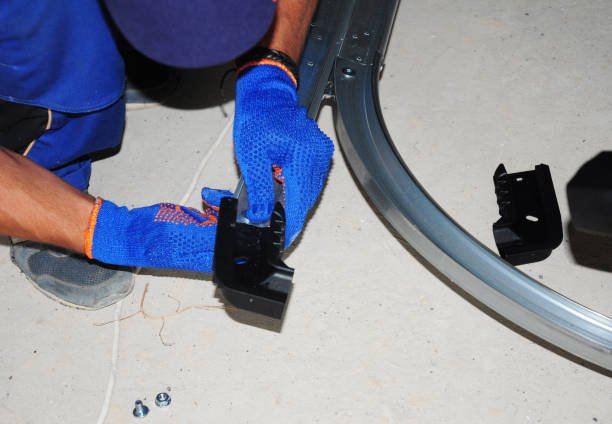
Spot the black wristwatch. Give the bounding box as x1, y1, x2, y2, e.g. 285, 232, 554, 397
236, 47, 300, 87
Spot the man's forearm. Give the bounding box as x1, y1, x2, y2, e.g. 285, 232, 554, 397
259, 0, 318, 64
0, 147, 93, 253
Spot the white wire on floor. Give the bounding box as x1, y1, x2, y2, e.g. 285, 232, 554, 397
94, 115, 234, 424
95, 297, 123, 424
179, 118, 233, 205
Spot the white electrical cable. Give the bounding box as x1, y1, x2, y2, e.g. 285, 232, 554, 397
180, 118, 234, 205
94, 115, 234, 424
95, 298, 123, 424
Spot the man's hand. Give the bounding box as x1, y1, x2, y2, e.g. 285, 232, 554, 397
233, 63, 334, 246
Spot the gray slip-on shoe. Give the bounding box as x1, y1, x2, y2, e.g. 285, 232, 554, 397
10, 240, 134, 310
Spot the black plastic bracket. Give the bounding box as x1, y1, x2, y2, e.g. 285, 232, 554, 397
213, 197, 294, 320
567, 151, 612, 236
492, 163, 563, 265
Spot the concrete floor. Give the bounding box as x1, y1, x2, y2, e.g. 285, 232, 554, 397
1, 1, 611, 423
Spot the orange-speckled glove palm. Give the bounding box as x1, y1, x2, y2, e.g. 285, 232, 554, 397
84, 189, 233, 272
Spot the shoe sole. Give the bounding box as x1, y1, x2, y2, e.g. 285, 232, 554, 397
21, 270, 134, 311
10, 240, 135, 310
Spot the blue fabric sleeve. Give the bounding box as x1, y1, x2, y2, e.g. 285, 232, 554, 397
0, 0, 124, 113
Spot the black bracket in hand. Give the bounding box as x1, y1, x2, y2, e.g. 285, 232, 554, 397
213, 197, 294, 320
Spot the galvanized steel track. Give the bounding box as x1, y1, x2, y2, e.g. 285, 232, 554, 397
298, 0, 612, 371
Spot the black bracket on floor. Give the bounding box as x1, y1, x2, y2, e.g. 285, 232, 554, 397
567, 151, 612, 237
492, 163, 563, 265
213, 197, 294, 320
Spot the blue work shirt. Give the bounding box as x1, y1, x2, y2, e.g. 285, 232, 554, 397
0, 0, 124, 113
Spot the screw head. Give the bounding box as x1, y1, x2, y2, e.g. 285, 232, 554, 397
133, 400, 149, 418
155, 392, 172, 408
342, 67, 355, 76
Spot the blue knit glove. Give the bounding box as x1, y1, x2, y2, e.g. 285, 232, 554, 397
85, 190, 232, 272
234, 63, 334, 246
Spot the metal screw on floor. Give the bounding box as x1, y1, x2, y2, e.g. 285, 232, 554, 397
132, 400, 149, 418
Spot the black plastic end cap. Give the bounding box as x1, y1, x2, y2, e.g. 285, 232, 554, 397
213, 197, 294, 320
493, 163, 563, 265
567, 151, 612, 237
